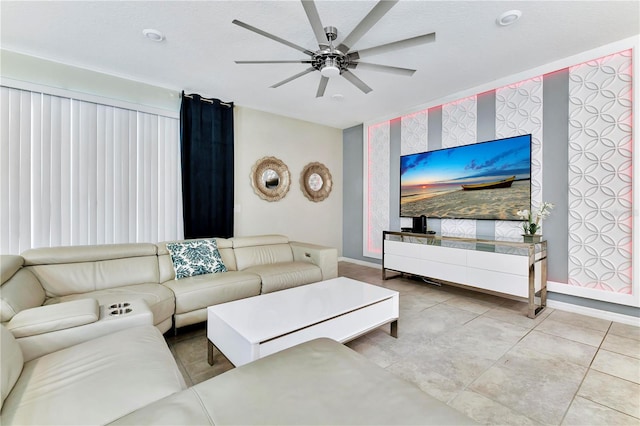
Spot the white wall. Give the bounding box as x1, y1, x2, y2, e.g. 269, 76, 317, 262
234, 107, 343, 254
1, 50, 179, 117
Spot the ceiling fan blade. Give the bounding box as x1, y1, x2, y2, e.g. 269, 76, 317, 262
301, 0, 329, 48
348, 32, 436, 60
341, 70, 372, 94
236, 60, 313, 64
349, 62, 416, 76
316, 76, 329, 98
336, 0, 399, 53
270, 67, 316, 88
232, 19, 314, 56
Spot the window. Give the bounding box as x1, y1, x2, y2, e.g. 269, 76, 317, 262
0, 86, 183, 254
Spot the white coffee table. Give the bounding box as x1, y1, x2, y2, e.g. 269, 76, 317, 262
207, 277, 399, 367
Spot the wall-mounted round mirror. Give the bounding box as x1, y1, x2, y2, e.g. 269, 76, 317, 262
251, 157, 290, 202
300, 162, 332, 202
262, 169, 279, 188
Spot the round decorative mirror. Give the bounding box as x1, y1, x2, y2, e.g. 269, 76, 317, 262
308, 173, 323, 191
300, 162, 332, 202
262, 169, 279, 188
251, 157, 290, 202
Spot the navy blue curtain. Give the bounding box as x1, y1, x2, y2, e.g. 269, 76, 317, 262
180, 92, 234, 238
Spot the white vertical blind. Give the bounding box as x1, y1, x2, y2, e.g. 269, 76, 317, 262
0, 86, 184, 254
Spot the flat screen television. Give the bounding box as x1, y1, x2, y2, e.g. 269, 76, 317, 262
400, 134, 532, 220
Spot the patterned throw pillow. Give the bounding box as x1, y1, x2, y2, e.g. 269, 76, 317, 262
166, 239, 227, 280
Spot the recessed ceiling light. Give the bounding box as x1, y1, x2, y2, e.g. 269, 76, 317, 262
331, 94, 344, 101
496, 10, 522, 26
143, 28, 165, 42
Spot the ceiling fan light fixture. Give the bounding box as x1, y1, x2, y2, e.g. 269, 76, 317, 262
321, 58, 340, 78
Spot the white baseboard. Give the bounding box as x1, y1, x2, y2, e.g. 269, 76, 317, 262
338, 257, 381, 269
548, 280, 639, 307
547, 300, 640, 327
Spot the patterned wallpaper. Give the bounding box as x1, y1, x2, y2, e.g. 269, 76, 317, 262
567, 50, 633, 294
495, 77, 544, 239
441, 97, 478, 238
364, 122, 390, 257
366, 48, 633, 300
400, 111, 427, 155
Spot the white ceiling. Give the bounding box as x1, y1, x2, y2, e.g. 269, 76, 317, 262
1, 1, 639, 129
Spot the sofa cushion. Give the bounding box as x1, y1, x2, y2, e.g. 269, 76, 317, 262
166, 239, 227, 279
0, 326, 23, 411
157, 238, 236, 282
230, 234, 290, 248
163, 271, 261, 316
0, 256, 24, 283
246, 262, 322, 294
0, 267, 46, 322
25, 255, 160, 298
109, 338, 477, 425
1, 326, 186, 426
7, 298, 99, 338
233, 241, 294, 271
43, 283, 175, 332
21, 243, 157, 265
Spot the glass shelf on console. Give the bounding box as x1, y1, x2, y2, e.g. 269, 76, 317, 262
383, 231, 546, 258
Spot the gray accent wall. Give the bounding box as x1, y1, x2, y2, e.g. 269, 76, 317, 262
476, 90, 497, 239
427, 106, 443, 150
477, 91, 496, 142
426, 107, 442, 234
389, 118, 401, 232
342, 124, 380, 264
542, 69, 570, 283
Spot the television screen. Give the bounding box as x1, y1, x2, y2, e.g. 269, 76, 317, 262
400, 134, 532, 220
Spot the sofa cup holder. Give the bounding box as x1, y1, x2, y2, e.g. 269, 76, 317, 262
108, 303, 132, 316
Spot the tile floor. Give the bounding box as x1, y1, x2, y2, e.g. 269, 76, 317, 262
165, 261, 640, 425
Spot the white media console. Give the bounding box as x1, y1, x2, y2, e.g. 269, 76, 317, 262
382, 231, 547, 318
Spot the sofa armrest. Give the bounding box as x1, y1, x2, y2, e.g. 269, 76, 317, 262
6, 299, 99, 338
290, 242, 338, 280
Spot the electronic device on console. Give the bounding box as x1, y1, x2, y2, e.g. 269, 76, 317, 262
412, 215, 427, 234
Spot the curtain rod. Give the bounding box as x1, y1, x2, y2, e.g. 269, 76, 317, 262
182, 93, 233, 108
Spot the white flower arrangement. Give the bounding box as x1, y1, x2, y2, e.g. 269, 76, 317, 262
517, 202, 554, 235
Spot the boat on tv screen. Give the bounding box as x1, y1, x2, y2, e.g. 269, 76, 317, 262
400, 134, 532, 220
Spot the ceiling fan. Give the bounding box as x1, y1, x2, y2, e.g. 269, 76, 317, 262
232, 0, 436, 98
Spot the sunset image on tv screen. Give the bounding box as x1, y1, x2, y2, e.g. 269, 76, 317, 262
400, 134, 532, 220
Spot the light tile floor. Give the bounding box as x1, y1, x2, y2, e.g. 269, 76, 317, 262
165, 261, 640, 425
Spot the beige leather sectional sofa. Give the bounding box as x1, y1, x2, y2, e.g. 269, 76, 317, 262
0, 235, 477, 425
1, 323, 476, 425
1, 234, 337, 361
1, 324, 187, 425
